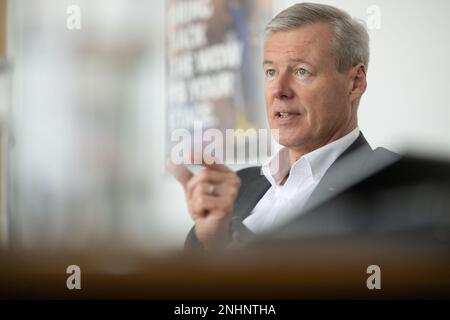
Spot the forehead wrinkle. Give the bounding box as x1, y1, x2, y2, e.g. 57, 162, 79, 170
265, 40, 315, 58
264, 51, 315, 68
264, 23, 335, 65
265, 42, 334, 70
265, 40, 314, 53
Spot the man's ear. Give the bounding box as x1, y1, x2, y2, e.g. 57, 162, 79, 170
348, 63, 367, 105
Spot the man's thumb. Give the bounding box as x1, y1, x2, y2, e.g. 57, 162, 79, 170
166, 159, 193, 189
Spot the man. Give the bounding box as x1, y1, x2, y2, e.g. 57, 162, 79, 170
168, 3, 393, 250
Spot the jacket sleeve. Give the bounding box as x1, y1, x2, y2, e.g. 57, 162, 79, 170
184, 226, 204, 251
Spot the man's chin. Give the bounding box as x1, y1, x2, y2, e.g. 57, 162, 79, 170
276, 132, 317, 148
276, 137, 306, 149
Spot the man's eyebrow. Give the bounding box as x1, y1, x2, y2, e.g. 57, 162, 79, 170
262, 58, 314, 67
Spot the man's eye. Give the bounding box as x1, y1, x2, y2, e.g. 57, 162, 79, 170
265, 69, 277, 78
295, 68, 309, 77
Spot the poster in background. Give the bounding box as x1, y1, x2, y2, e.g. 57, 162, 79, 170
166, 0, 273, 164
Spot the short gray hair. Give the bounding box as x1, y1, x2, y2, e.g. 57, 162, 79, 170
265, 2, 370, 72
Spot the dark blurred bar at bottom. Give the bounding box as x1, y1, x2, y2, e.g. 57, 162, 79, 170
0, 236, 449, 300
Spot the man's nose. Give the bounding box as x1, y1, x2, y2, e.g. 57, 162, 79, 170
271, 72, 294, 100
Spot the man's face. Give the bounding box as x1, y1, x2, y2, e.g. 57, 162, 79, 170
263, 22, 361, 155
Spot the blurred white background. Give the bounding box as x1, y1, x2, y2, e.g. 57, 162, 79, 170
3, 0, 450, 253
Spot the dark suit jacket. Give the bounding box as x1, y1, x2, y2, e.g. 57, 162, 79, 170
185, 132, 398, 250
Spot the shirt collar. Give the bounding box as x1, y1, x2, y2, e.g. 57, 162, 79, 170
262, 127, 360, 186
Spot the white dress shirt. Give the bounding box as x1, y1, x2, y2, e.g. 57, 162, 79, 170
242, 128, 360, 234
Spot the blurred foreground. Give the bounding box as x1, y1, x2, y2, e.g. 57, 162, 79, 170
1, 154, 450, 299
0, 236, 449, 299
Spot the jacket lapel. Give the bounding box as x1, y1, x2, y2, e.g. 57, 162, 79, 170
303, 132, 373, 211
233, 169, 271, 221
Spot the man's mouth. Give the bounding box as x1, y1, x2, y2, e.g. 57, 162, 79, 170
276, 112, 301, 119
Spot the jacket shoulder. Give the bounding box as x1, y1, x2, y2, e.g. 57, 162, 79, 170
372, 147, 401, 164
